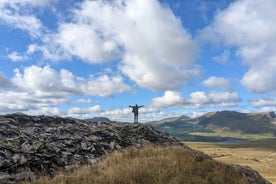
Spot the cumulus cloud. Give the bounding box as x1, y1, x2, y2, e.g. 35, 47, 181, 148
149, 90, 240, 110
67, 105, 102, 119
0, 0, 199, 91
202, 76, 232, 91
68, 105, 101, 115
100, 107, 159, 122
79, 75, 133, 97
0, 0, 53, 7
0, 0, 52, 38
150, 91, 185, 108
7, 51, 27, 62
26, 107, 62, 116
76, 98, 92, 104
12, 65, 132, 98
0, 91, 68, 113
188, 91, 240, 108
12, 65, 78, 98
54, 0, 198, 91
200, 0, 276, 93
56, 23, 120, 63
212, 50, 230, 64
0, 73, 14, 90
0, 65, 132, 114
250, 97, 276, 107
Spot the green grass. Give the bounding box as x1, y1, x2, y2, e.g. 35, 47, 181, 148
26, 146, 249, 184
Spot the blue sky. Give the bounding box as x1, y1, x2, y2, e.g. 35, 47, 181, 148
0, 0, 275, 122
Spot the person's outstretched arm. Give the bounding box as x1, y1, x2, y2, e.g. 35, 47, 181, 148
129, 105, 134, 108
138, 105, 144, 108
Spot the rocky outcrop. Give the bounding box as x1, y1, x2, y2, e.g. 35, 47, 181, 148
0, 113, 271, 184
0, 113, 179, 183
224, 164, 271, 184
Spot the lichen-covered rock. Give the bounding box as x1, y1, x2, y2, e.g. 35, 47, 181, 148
0, 113, 180, 183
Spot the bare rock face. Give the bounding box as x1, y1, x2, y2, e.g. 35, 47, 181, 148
0, 113, 180, 183
0, 113, 271, 184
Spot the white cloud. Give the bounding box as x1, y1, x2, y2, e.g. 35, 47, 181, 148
12, 65, 78, 97
0, 73, 14, 90
0, 91, 68, 113
68, 105, 101, 115
100, 107, 158, 123
200, 0, 276, 93
77, 98, 92, 104
0, 0, 199, 91
7, 51, 27, 62
56, 23, 120, 63
0, 65, 132, 114
0, 0, 54, 7
80, 74, 133, 97
26, 43, 71, 62
202, 76, 232, 91
150, 91, 185, 108
53, 0, 198, 91
12, 65, 132, 98
250, 97, 276, 107
260, 106, 276, 112
212, 50, 230, 64
149, 90, 240, 110
188, 91, 240, 108
0, 0, 47, 38
101, 108, 131, 117
189, 91, 209, 105
100, 108, 132, 122
24, 107, 63, 116
67, 105, 102, 119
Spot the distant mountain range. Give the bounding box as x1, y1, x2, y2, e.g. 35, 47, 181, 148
86, 117, 111, 123
148, 111, 276, 142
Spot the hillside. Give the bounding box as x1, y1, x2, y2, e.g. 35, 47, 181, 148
150, 111, 276, 141
28, 146, 270, 184
148, 115, 191, 126
0, 113, 271, 184
0, 113, 179, 183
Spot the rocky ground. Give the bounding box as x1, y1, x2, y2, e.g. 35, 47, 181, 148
0, 113, 180, 183
0, 113, 271, 184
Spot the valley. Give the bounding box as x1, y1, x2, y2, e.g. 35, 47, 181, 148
185, 140, 276, 184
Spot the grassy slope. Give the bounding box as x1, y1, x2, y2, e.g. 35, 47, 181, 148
196, 111, 276, 135
154, 111, 276, 141
27, 146, 250, 184
185, 140, 276, 184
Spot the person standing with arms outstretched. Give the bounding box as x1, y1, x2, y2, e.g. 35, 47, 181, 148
129, 104, 143, 123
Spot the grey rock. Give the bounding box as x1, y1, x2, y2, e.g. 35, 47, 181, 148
0, 113, 270, 184
11, 154, 27, 165
0, 172, 12, 183
14, 170, 35, 181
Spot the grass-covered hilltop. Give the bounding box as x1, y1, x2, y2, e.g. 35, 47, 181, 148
0, 113, 271, 184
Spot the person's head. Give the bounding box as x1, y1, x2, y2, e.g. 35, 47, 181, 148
135, 104, 138, 107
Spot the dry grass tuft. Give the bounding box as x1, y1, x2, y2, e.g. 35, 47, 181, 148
28, 146, 250, 184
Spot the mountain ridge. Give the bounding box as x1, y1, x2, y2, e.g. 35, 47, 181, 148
149, 111, 276, 141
